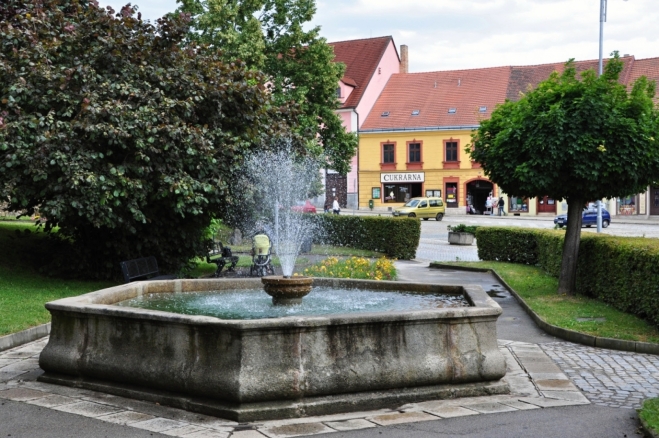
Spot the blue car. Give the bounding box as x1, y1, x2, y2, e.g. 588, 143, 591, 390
554, 208, 611, 228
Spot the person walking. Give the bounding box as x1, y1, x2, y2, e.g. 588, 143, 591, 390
498, 196, 505, 216
332, 196, 340, 214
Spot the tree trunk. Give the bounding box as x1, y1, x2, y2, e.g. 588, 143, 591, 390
557, 197, 584, 295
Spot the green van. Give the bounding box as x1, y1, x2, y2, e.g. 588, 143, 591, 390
392, 197, 445, 221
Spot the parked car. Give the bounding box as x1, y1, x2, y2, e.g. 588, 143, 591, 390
291, 200, 317, 214
554, 208, 611, 228
392, 197, 445, 221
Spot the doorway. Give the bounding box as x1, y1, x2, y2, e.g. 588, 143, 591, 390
537, 196, 557, 213
652, 187, 659, 216
466, 180, 494, 214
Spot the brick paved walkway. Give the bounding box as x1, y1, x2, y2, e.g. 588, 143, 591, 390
541, 342, 659, 409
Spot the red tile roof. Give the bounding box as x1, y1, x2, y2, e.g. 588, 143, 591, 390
626, 57, 659, 103
362, 55, 651, 131
362, 66, 511, 130
330, 36, 397, 109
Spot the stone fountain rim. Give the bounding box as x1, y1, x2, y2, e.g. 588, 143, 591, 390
44, 277, 502, 329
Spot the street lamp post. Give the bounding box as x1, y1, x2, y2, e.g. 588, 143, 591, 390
597, 0, 628, 233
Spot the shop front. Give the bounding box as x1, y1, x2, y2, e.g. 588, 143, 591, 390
381, 172, 424, 204
617, 195, 639, 215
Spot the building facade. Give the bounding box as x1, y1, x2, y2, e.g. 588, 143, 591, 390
358, 55, 659, 216
324, 36, 403, 209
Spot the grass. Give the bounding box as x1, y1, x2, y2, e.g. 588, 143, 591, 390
0, 222, 116, 336
640, 398, 659, 435
445, 261, 659, 344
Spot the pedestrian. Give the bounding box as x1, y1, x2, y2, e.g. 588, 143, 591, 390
323, 200, 331, 214
498, 196, 505, 216
332, 196, 340, 215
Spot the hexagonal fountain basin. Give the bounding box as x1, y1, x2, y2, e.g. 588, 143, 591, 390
38, 277, 507, 421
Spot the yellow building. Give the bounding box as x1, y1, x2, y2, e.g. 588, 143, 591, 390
357, 67, 513, 214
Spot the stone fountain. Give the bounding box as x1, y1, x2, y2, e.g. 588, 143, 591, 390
37, 148, 508, 422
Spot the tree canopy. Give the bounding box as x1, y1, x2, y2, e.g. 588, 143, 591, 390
175, 0, 358, 175
0, 0, 300, 278
470, 53, 659, 294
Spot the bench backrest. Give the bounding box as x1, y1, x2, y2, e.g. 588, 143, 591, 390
120, 256, 160, 283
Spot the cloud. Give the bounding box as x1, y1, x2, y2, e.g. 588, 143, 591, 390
97, 0, 659, 72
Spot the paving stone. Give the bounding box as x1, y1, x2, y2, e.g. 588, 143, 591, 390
541, 391, 590, 404
324, 419, 376, 431
0, 387, 48, 401
528, 372, 569, 381
261, 422, 335, 438
534, 379, 579, 391
173, 428, 229, 438
517, 397, 583, 408
0, 359, 17, 367
459, 402, 517, 414
160, 424, 209, 436
24, 394, 77, 407
130, 417, 187, 432
0, 370, 29, 382
420, 405, 480, 418
366, 411, 438, 426
230, 431, 268, 438
498, 400, 541, 410
97, 410, 156, 425
53, 401, 123, 417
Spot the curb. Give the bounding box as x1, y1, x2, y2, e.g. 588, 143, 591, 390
430, 262, 659, 355
0, 323, 50, 352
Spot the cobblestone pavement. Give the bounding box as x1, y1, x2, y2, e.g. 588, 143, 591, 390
541, 342, 659, 409
1, 338, 589, 438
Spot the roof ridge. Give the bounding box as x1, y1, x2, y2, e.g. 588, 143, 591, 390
329, 36, 392, 45
399, 65, 512, 75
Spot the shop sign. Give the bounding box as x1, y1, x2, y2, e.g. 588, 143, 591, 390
380, 172, 425, 183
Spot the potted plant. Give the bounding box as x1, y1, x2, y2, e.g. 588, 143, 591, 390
447, 224, 478, 245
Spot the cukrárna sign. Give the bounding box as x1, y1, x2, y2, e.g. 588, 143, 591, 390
380, 172, 425, 183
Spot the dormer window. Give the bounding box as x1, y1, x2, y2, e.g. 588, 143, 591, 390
448, 108, 457, 114
479, 106, 487, 113
381, 111, 390, 117
411, 110, 420, 116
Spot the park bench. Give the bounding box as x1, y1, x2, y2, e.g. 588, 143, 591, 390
119, 256, 177, 284
206, 241, 239, 277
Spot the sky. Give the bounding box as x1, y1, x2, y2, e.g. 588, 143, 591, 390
97, 0, 659, 73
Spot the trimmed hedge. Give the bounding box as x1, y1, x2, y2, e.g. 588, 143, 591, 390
476, 227, 659, 327
309, 215, 420, 260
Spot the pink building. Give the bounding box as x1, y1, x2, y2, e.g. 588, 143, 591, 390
324, 36, 405, 209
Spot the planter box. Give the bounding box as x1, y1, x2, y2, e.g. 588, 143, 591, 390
448, 232, 475, 245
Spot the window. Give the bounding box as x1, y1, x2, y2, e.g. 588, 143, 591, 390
383, 144, 395, 163
429, 199, 443, 207
411, 110, 420, 116
336, 87, 341, 98
381, 111, 390, 117
426, 189, 442, 198
479, 106, 487, 113
408, 143, 421, 163
448, 108, 457, 114
445, 141, 458, 162
419, 200, 427, 208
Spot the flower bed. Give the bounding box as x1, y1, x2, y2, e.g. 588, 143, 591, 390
304, 257, 396, 281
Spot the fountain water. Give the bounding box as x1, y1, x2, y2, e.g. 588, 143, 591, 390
244, 147, 319, 303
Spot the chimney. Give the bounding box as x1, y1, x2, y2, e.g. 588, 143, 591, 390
400, 45, 409, 74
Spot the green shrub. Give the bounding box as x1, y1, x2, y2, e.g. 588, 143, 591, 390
309, 215, 420, 260
476, 227, 659, 327
447, 224, 479, 234
475, 227, 540, 265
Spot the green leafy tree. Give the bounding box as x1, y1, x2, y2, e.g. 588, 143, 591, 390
470, 53, 659, 295
0, 0, 299, 279
176, 0, 358, 175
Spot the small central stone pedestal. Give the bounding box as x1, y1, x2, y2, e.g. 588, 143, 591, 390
262, 276, 313, 305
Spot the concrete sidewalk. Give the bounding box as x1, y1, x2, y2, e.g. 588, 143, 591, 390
1, 263, 655, 437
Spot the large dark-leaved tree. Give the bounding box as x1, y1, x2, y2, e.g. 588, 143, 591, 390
0, 0, 300, 279
175, 0, 358, 175
470, 53, 659, 295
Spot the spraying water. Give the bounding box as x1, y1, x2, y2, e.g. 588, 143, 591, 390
244, 147, 319, 277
